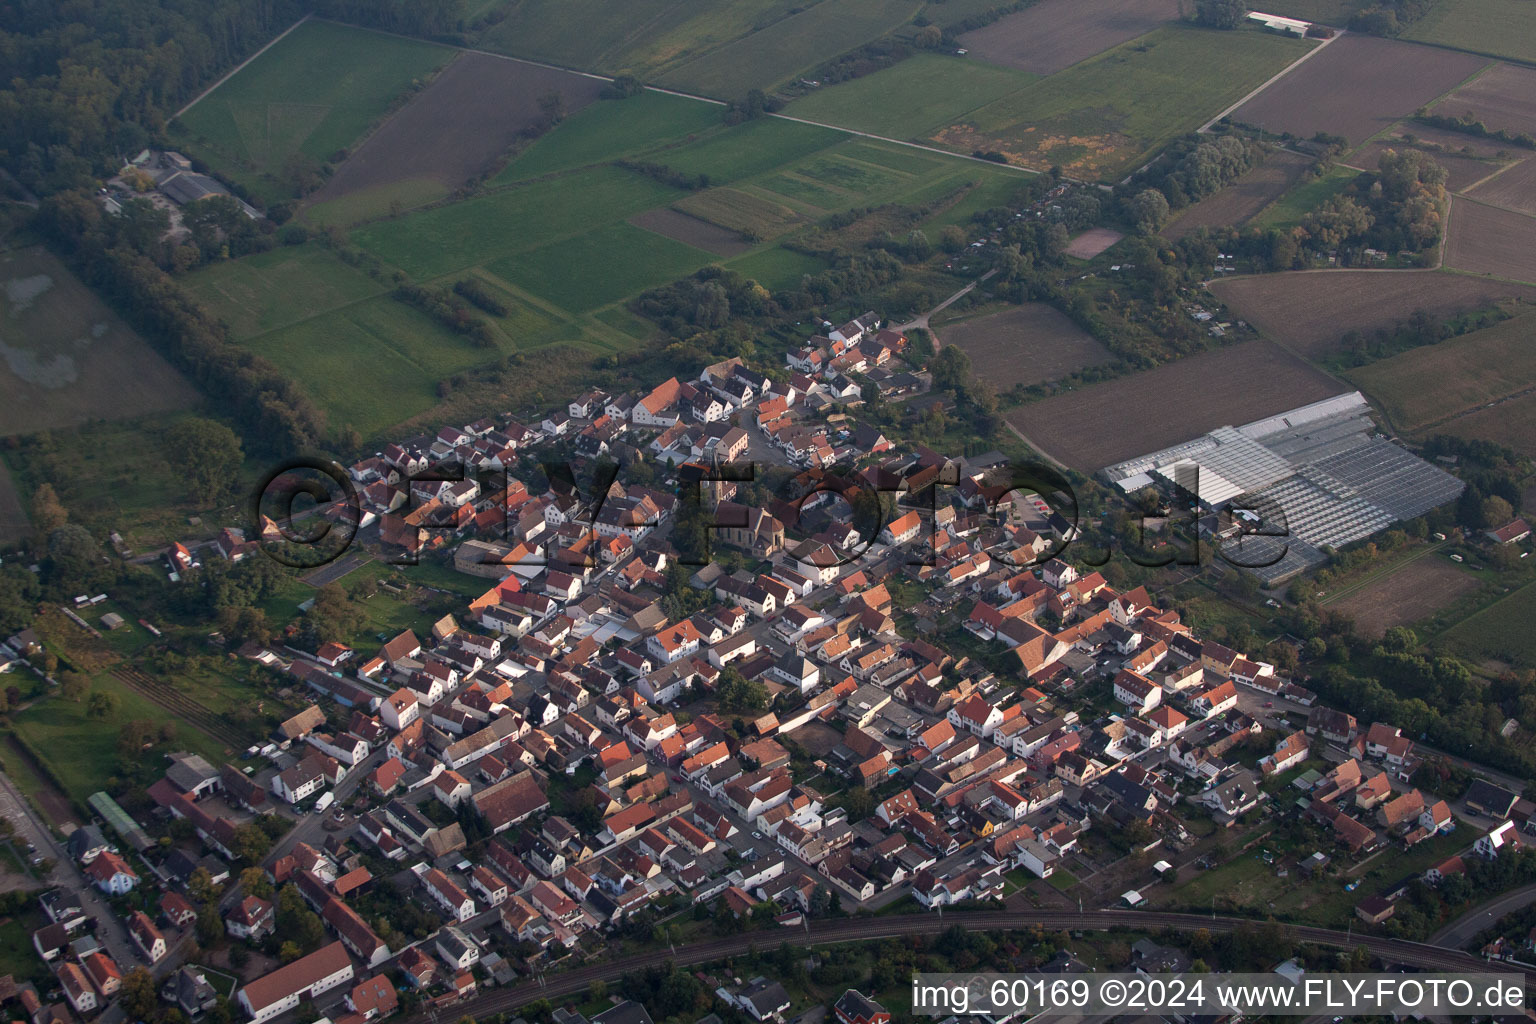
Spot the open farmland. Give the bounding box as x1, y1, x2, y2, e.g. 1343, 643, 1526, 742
940, 304, 1113, 389
785, 54, 1034, 138
306, 53, 605, 215
1329, 556, 1481, 638
1006, 341, 1342, 471
1228, 35, 1488, 147
933, 26, 1313, 180
1432, 390, 1536, 459
1164, 150, 1313, 240
1346, 314, 1536, 430
1209, 269, 1536, 360
956, 0, 1182, 75
1350, 127, 1513, 193
1444, 197, 1536, 284
184, 242, 384, 337
498, 91, 722, 184
653, 0, 922, 97
174, 20, 454, 205
1405, 0, 1536, 67
0, 247, 199, 436
1469, 157, 1536, 217
673, 188, 802, 238
1443, 580, 1536, 669
630, 208, 753, 256
476, 0, 811, 83
486, 221, 714, 314
1430, 63, 1536, 138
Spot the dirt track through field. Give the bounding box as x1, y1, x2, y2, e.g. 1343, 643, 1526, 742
311, 51, 606, 204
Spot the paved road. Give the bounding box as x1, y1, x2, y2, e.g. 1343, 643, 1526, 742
1430, 883, 1536, 950
400, 907, 1507, 1024
896, 269, 997, 334
0, 769, 142, 971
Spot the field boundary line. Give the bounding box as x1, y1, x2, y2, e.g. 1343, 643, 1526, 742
1460, 155, 1529, 196
175, 14, 313, 118
768, 110, 1042, 176
1198, 29, 1342, 133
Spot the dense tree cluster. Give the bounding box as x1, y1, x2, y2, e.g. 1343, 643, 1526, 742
1192, 0, 1246, 29
312, 0, 466, 38
452, 278, 510, 317
1415, 110, 1536, 149
38, 191, 327, 454
1349, 0, 1437, 35
0, 0, 306, 194
1330, 304, 1510, 369
1301, 149, 1448, 254
393, 282, 497, 347
613, 160, 711, 191
1133, 134, 1270, 212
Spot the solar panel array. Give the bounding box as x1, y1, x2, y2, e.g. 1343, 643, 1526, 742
1100, 391, 1465, 583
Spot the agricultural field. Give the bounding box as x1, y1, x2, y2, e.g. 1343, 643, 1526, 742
487, 221, 715, 314
183, 242, 384, 337
653, 0, 923, 97
497, 91, 723, 184
1443, 579, 1536, 668
240, 294, 513, 438
1328, 554, 1482, 638
1228, 34, 1488, 148
784, 54, 1035, 138
1208, 269, 1536, 360
173, 20, 454, 205
1405, 0, 1536, 67
629, 208, 754, 257
933, 25, 1314, 179
1163, 150, 1313, 240
648, 116, 846, 186
1468, 156, 1536, 217
939, 304, 1114, 389
1249, 164, 1357, 232
306, 52, 606, 216
1346, 313, 1536, 431
1430, 389, 1536, 459
674, 187, 803, 238
1006, 340, 1342, 471
956, 0, 1182, 75
1444, 196, 1536, 284
0, 246, 199, 436
722, 247, 829, 290
1350, 126, 1514, 193
1063, 228, 1124, 260
475, 0, 810, 83
1429, 62, 1536, 138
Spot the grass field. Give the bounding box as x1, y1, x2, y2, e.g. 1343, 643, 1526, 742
934, 25, 1314, 179
785, 54, 1035, 138
655, 0, 923, 97
1250, 164, 1359, 231
11, 677, 233, 803
0, 246, 199, 436
1430, 388, 1536, 459
1346, 313, 1536, 430
184, 242, 384, 338
243, 294, 506, 437
498, 91, 723, 183
724, 247, 829, 289
353, 164, 683, 279
175, 20, 454, 204
652, 116, 846, 185
1405, 0, 1536, 66
476, 0, 808, 81
1443, 579, 1536, 667
487, 221, 715, 313
1165, 149, 1314, 239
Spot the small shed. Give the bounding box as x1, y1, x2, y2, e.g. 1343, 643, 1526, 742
100, 612, 126, 630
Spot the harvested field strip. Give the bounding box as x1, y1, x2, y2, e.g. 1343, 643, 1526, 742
940, 304, 1114, 389
1444, 196, 1536, 284
1468, 156, 1536, 217
1228, 34, 1489, 149
674, 188, 801, 237
1005, 341, 1343, 471
113, 666, 247, 749
1164, 150, 1313, 240
956, 0, 1182, 75
1208, 269, 1536, 360
629, 208, 753, 257
1429, 62, 1536, 138
309, 51, 606, 205
1346, 313, 1536, 430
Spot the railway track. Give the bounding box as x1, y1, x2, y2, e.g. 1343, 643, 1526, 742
111, 666, 246, 750
400, 909, 1512, 1023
